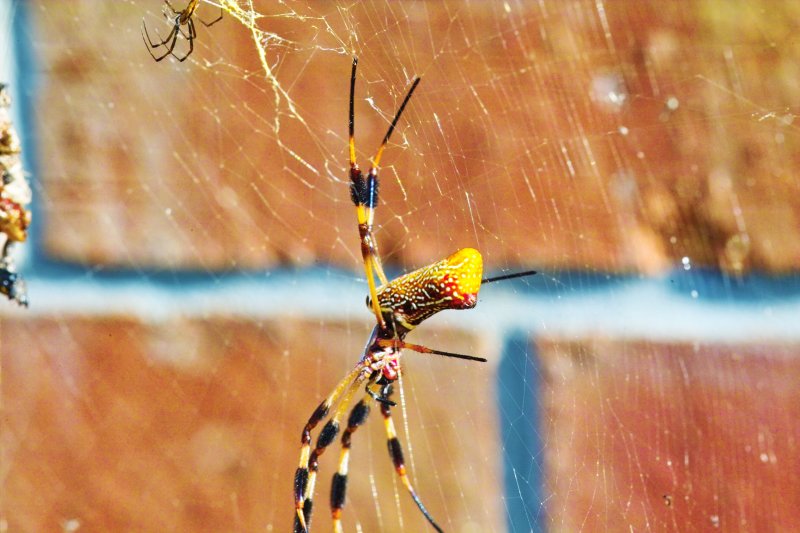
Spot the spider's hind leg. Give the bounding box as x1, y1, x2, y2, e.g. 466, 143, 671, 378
294, 368, 366, 533
348, 58, 387, 325
380, 385, 444, 533
330, 395, 372, 533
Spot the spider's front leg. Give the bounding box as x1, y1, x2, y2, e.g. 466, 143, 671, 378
349, 160, 387, 327
348, 59, 386, 325
352, 164, 394, 297
347, 57, 421, 327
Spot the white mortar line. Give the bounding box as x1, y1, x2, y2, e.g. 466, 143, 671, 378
4, 272, 798, 343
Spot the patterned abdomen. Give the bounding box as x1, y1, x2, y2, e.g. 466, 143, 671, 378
375, 248, 483, 331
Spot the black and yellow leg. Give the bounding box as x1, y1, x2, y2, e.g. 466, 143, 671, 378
348, 57, 386, 326
294, 367, 363, 533
351, 202, 385, 327
380, 389, 443, 533
347, 56, 422, 326
363, 75, 420, 288
363, 171, 389, 287
330, 396, 372, 533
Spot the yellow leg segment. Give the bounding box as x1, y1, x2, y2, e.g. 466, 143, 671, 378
294, 366, 363, 532
331, 394, 372, 533
380, 396, 443, 533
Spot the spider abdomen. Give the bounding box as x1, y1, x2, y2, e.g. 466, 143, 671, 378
376, 248, 483, 330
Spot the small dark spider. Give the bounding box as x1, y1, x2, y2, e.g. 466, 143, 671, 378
141, 0, 223, 62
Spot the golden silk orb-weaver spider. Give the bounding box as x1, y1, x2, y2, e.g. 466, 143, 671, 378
141, 0, 223, 62
293, 58, 537, 533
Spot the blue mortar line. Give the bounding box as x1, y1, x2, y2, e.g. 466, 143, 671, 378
498, 332, 545, 533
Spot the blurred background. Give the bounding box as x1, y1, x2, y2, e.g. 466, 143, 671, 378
2, 0, 800, 531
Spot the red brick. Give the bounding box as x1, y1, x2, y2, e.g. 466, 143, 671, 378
538, 338, 800, 531
32, 1, 800, 272
1, 315, 503, 531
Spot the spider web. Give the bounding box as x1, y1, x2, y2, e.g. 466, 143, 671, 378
4, 1, 800, 532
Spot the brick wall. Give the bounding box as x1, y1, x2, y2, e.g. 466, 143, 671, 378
3, 1, 800, 532
3, 316, 503, 531
31, 0, 800, 274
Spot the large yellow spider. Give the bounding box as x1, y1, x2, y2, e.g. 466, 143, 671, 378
293, 58, 535, 533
